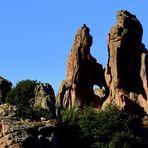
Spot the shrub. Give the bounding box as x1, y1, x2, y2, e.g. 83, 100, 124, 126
57, 105, 146, 148
57, 108, 82, 148
108, 131, 143, 148
6, 79, 37, 118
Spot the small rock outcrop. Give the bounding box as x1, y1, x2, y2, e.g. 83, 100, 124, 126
34, 83, 55, 115
103, 10, 148, 116
57, 24, 106, 109
0, 76, 12, 104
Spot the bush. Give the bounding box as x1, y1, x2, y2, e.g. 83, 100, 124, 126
57, 108, 82, 148
108, 131, 143, 148
6, 79, 37, 118
57, 105, 146, 148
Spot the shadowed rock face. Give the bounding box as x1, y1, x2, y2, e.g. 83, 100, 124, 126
57, 24, 105, 109
0, 76, 12, 104
103, 10, 148, 116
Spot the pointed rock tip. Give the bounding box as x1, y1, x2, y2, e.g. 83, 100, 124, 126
82, 24, 87, 28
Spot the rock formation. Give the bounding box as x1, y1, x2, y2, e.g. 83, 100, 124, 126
56, 24, 106, 109
34, 83, 55, 117
0, 104, 58, 148
0, 76, 12, 104
0, 9, 148, 148
103, 10, 148, 116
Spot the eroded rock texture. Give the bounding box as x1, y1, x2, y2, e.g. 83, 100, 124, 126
34, 83, 55, 117
103, 10, 148, 116
0, 76, 12, 104
57, 25, 105, 109
0, 104, 58, 148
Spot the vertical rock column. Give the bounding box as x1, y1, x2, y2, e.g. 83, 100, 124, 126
103, 10, 148, 116
57, 24, 105, 109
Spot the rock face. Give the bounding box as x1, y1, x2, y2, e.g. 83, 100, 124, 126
0, 76, 12, 104
0, 104, 58, 148
34, 83, 55, 115
57, 24, 105, 109
103, 10, 148, 116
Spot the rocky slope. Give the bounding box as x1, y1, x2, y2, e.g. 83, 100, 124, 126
0, 104, 58, 148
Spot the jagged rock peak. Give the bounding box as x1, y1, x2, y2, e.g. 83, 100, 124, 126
73, 24, 92, 49
66, 24, 96, 85
57, 24, 106, 109
116, 10, 143, 43
117, 10, 139, 24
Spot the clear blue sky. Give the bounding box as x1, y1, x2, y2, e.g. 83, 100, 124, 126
0, 0, 148, 93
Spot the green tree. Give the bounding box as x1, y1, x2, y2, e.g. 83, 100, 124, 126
6, 79, 37, 118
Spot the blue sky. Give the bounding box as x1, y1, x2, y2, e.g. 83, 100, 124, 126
0, 0, 148, 93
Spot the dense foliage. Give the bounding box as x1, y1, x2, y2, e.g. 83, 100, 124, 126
6, 79, 37, 118
58, 105, 148, 148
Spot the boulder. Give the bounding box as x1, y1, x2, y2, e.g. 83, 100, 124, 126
103, 10, 148, 116
0, 76, 12, 104
56, 24, 106, 109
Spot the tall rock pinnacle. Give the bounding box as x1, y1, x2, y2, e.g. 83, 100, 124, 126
103, 10, 148, 116
57, 24, 105, 109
